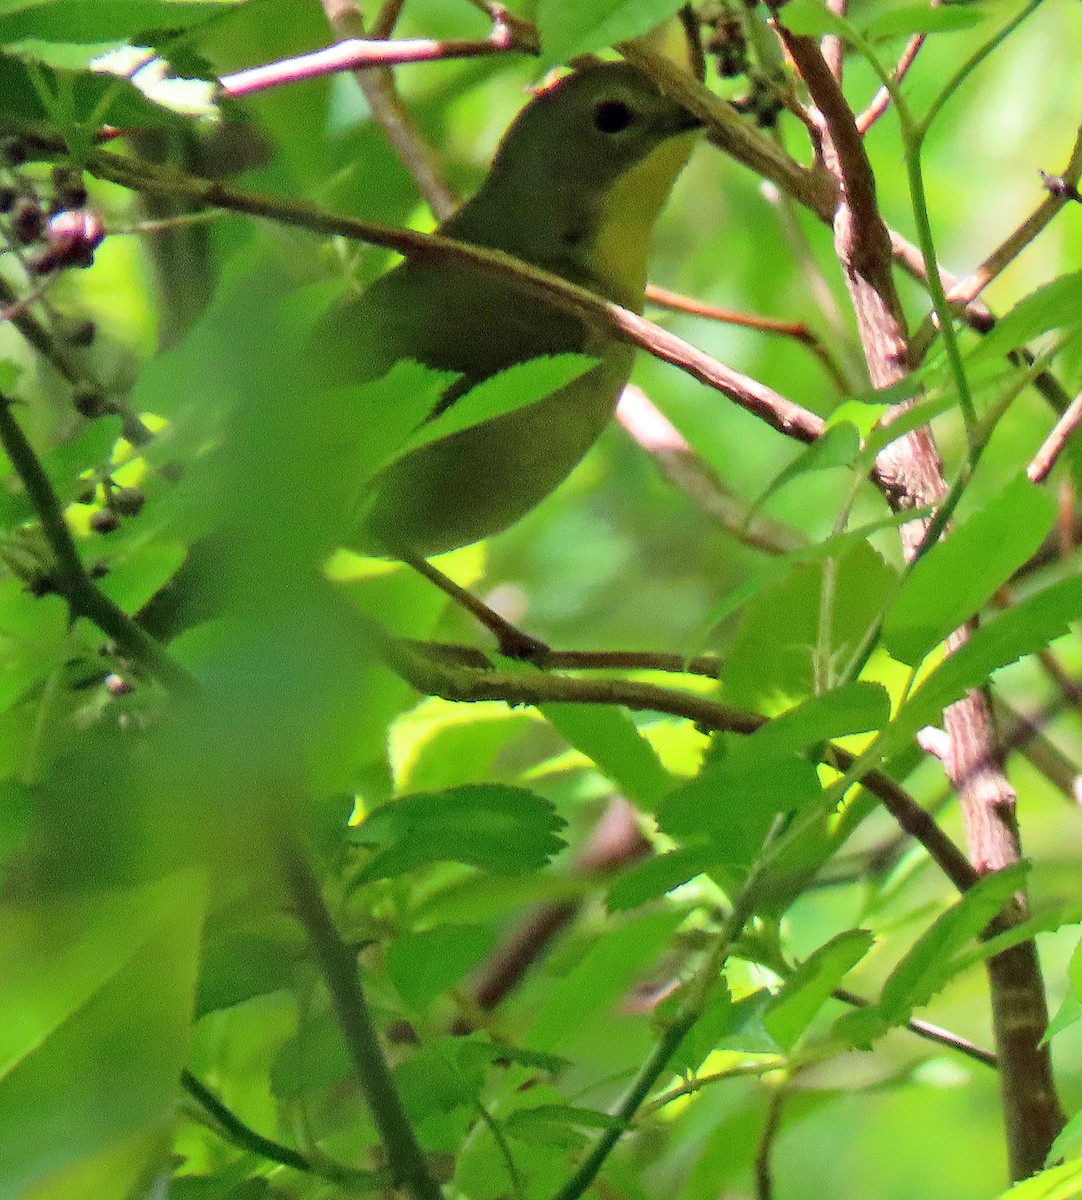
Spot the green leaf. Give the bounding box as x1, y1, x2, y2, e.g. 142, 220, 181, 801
657, 734, 822, 870
1045, 990, 1082, 1044
1048, 1112, 1082, 1169
746, 682, 892, 757
0, 583, 69, 714
764, 930, 875, 1050
879, 864, 1028, 1022
455, 1083, 571, 1200
394, 1035, 494, 1120
862, 3, 987, 39
537, 0, 685, 66
974, 271, 1082, 358
950, 901, 1082, 978
775, 0, 850, 36
722, 541, 898, 712
883, 476, 1057, 665
505, 1104, 628, 1147
605, 845, 723, 911
892, 577, 1082, 742
352, 784, 566, 880
540, 702, 677, 809
992, 1160, 1082, 1200
0, 873, 205, 1198
525, 908, 683, 1053
0, 1, 240, 42
386, 924, 497, 1012
749, 422, 862, 517
392, 354, 597, 461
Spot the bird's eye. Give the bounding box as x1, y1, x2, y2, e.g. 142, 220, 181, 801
593, 99, 633, 134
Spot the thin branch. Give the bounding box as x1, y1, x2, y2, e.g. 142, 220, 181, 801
1029, 389, 1082, 483
856, 33, 926, 134
909, 123, 1082, 359
822, 0, 847, 81
645, 284, 851, 392
383, 638, 980, 896
617, 386, 808, 556
918, 0, 1047, 138
832, 990, 997, 1067
0, 397, 197, 696
181, 1068, 390, 1187
275, 834, 444, 1200
77, 147, 826, 445
218, 16, 524, 99
754, 1087, 786, 1200
412, 638, 727, 677
320, 0, 458, 220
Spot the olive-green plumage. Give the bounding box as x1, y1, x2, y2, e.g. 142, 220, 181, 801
318, 61, 700, 558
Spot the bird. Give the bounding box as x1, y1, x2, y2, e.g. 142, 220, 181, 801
139, 61, 700, 648
318, 60, 702, 561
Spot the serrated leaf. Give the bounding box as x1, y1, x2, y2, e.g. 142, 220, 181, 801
657, 735, 823, 868
605, 845, 722, 911
975, 271, 1082, 358
892, 577, 1082, 742
541, 702, 676, 809
879, 864, 1029, 1022
883, 476, 1057, 665
352, 784, 566, 880
764, 930, 875, 1050
392, 354, 597, 460
950, 901, 1082, 979
386, 924, 496, 1012
537, 0, 685, 65
747, 682, 892, 758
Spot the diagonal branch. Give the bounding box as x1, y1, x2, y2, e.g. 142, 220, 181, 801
775, 18, 1064, 1180
78, 145, 826, 444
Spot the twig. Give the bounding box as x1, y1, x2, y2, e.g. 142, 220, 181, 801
831, 990, 997, 1067
645, 284, 851, 392
275, 834, 444, 1200
856, 33, 926, 134
617, 386, 807, 556
0, 397, 197, 696
320, 0, 458, 220
993, 697, 1082, 806
412, 637, 727, 677
822, 0, 847, 81
1029, 389, 1082, 483
754, 1086, 786, 1200
910, 123, 1082, 356
181, 1068, 390, 1187
218, 16, 523, 99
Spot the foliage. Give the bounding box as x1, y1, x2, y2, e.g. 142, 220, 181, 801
0, 2, 1081, 1200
